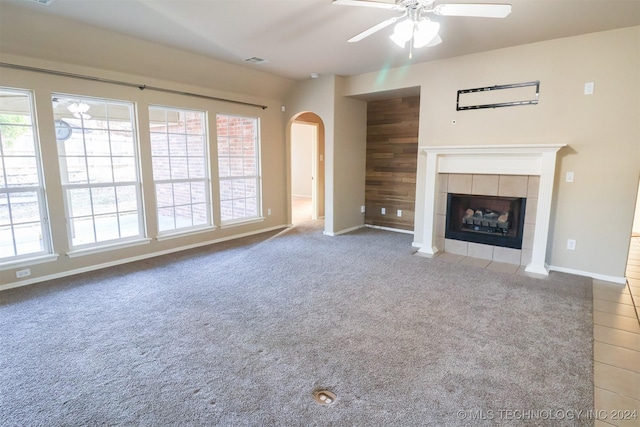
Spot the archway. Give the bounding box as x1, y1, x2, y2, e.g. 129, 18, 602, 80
287, 112, 325, 225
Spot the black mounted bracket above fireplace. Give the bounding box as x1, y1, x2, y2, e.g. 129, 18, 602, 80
456, 81, 540, 111
445, 193, 527, 250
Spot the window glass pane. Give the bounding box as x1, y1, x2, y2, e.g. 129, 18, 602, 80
220, 200, 233, 222
187, 136, 204, 156
95, 214, 119, 242
85, 131, 111, 156
0, 225, 15, 257
70, 216, 95, 246
152, 157, 171, 181
119, 212, 139, 237
87, 157, 113, 183
91, 187, 116, 215
149, 106, 210, 234
158, 207, 175, 231
1, 126, 35, 156
116, 186, 137, 211
220, 180, 232, 201
150, 133, 169, 156
192, 203, 207, 225
62, 157, 88, 184
0, 194, 9, 225
170, 157, 188, 180
216, 114, 261, 223
108, 104, 133, 131
59, 137, 85, 156
68, 188, 92, 217
175, 205, 192, 228
156, 183, 173, 208
173, 182, 191, 206
54, 94, 142, 249
188, 157, 205, 179
4, 157, 39, 187
169, 135, 187, 157
0, 87, 51, 262
14, 222, 43, 255
191, 181, 205, 204
112, 157, 136, 182
9, 192, 40, 223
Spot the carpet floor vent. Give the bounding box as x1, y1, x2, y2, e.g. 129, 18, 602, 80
313, 389, 336, 405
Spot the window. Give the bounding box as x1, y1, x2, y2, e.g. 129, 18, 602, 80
216, 114, 261, 223
53, 94, 143, 249
0, 88, 51, 262
149, 106, 211, 233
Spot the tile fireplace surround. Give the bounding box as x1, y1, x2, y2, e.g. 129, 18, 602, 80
417, 144, 566, 276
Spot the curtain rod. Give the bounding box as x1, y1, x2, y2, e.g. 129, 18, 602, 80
0, 62, 268, 110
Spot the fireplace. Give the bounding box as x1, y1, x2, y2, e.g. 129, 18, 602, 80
416, 144, 566, 275
445, 193, 526, 249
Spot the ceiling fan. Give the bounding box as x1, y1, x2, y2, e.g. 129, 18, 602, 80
332, 0, 511, 57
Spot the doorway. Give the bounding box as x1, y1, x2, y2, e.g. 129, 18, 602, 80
291, 122, 318, 224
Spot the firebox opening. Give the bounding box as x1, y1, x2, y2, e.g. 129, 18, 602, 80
445, 193, 526, 250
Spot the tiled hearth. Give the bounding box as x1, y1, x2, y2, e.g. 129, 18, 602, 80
436, 173, 539, 266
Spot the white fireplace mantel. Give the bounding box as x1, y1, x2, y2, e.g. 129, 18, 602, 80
418, 144, 566, 275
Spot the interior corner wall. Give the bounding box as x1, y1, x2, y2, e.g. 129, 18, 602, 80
345, 26, 640, 279
332, 76, 367, 233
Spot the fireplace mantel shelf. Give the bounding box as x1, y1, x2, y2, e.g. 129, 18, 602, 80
422, 144, 566, 154
418, 143, 567, 276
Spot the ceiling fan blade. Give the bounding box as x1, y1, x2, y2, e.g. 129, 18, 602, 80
332, 0, 403, 11
433, 3, 512, 18
426, 33, 442, 47
348, 16, 401, 43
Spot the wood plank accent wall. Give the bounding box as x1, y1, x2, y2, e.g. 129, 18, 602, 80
365, 96, 419, 231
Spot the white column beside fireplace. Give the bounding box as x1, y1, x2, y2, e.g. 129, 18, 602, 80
418, 144, 566, 275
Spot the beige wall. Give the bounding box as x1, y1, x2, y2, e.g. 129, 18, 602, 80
346, 26, 640, 279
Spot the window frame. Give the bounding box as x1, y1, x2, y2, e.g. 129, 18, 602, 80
149, 105, 213, 237
215, 113, 263, 226
53, 93, 146, 252
0, 87, 54, 267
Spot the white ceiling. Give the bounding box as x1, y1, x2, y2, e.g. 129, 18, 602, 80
2, 0, 639, 81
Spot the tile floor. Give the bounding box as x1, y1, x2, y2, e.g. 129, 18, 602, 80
593, 236, 640, 427
291, 195, 312, 224
433, 238, 640, 426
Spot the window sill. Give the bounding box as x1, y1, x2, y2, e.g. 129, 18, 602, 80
0, 254, 60, 271
67, 238, 152, 258
156, 225, 217, 241
220, 217, 266, 229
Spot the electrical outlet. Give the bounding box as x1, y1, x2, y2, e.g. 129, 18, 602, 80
16, 268, 31, 278
397, 209, 402, 217
267, 208, 271, 216
584, 82, 594, 95
360, 206, 365, 213
381, 208, 386, 215
565, 172, 574, 182
567, 239, 576, 251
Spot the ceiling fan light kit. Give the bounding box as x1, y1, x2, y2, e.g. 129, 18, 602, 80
334, 0, 512, 57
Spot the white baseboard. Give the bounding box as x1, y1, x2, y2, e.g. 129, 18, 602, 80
0, 224, 289, 292
547, 265, 627, 285
323, 224, 365, 237
365, 224, 414, 235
